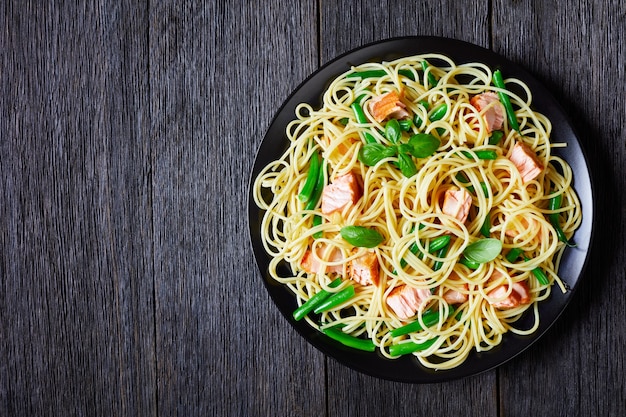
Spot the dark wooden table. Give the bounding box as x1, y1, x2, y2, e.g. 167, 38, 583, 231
2, 1, 624, 416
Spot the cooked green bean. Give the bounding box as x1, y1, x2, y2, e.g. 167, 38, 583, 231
312, 215, 323, 239
304, 159, 325, 210
459, 256, 480, 270
492, 70, 520, 131
390, 307, 456, 337
480, 211, 491, 237
429, 103, 447, 122
298, 151, 321, 202
505, 247, 523, 262
351, 98, 377, 144
399, 235, 451, 269
321, 326, 376, 352
421, 60, 438, 88
432, 241, 450, 272
389, 337, 438, 356
460, 150, 498, 160
548, 193, 576, 247
313, 285, 355, 313
292, 278, 342, 321
523, 255, 550, 285
399, 119, 413, 131
345, 69, 415, 81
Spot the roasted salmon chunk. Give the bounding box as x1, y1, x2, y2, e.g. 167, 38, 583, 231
368, 90, 410, 123
321, 172, 362, 215
443, 283, 469, 305
487, 278, 531, 309
386, 284, 431, 320
348, 249, 379, 286
442, 187, 472, 223
509, 141, 544, 183
300, 244, 344, 275
470, 92, 505, 133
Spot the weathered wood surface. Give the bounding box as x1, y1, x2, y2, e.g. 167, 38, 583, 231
1, 1, 624, 416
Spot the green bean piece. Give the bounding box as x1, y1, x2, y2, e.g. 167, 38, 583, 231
460, 150, 498, 160
298, 151, 321, 202
432, 241, 450, 272
532, 267, 550, 286
312, 215, 323, 239
413, 100, 430, 128
313, 285, 356, 313
480, 211, 491, 238
421, 60, 438, 88
389, 337, 438, 356
492, 70, 520, 131
351, 99, 377, 144
548, 193, 576, 247
505, 247, 523, 263
488, 130, 504, 145
459, 256, 480, 270
345, 69, 415, 81
321, 326, 376, 352
523, 255, 550, 285
304, 159, 326, 211
399, 119, 413, 131
390, 307, 456, 337
399, 235, 451, 269
456, 172, 469, 184
385, 119, 402, 143
429, 103, 448, 122
292, 278, 342, 321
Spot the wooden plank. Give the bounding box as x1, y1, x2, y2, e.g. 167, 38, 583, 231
319, 1, 498, 416
319, 0, 491, 63
0, 1, 155, 416
492, 0, 626, 415
148, 1, 324, 415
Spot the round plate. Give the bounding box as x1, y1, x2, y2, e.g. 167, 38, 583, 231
248, 36, 594, 383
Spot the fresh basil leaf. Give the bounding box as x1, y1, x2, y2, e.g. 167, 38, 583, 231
358, 143, 387, 166
463, 238, 502, 264
381, 145, 398, 158
340, 226, 384, 248
488, 130, 504, 145
397, 143, 412, 155
397, 153, 417, 178
408, 133, 440, 158
385, 119, 402, 144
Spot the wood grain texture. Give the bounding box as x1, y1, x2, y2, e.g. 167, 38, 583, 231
148, 1, 323, 416
1, 0, 624, 416
1, 1, 155, 416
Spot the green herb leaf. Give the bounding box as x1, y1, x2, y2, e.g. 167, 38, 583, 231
358, 143, 388, 166
385, 119, 402, 143
381, 145, 398, 158
408, 133, 440, 158
340, 226, 384, 248
463, 238, 502, 264
397, 153, 417, 178
488, 130, 504, 145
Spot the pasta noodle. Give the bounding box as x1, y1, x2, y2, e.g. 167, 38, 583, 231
253, 54, 581, 370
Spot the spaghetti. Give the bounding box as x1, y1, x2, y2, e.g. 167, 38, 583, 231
253, 54, 581, 370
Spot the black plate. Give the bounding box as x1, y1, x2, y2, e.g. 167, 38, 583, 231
248, 36, 594, 383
